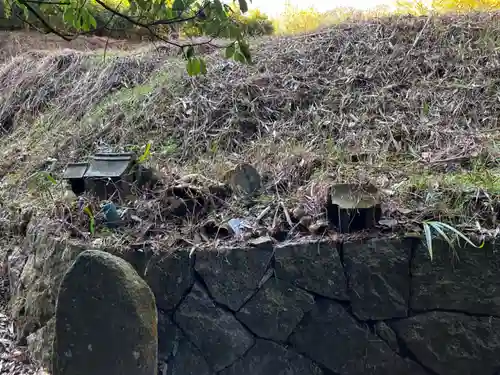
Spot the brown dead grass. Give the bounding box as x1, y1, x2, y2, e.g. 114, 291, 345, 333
0, 30, 143, 63
1, 12, 500, 247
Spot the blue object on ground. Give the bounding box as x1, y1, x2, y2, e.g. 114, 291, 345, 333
102, 202, 121, 228
228, 218, 251, 236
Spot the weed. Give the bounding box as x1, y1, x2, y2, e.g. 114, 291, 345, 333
422, 220, 484, 260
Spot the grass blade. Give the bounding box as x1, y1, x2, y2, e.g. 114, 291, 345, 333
429, 221, 484, 248
428, 221, 455, 248
83, 206, 95, 235
138, 142, 152, 163
423, 222, 433, 260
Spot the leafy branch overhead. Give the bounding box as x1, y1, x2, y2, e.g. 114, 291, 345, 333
4, 0, 254, 75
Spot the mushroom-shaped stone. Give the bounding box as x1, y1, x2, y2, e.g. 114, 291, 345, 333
326, 183, 381, 233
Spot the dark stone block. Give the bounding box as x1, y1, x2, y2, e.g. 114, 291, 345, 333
411, 240, 500, 316
165, 335, 213, 375
157, 311, 183, 362
392, 312, 500, 375
236, 278, 315, 341
374, 322, 400, 354
157, 311, 213, 375
275, 240, 348, 300
174, 283, 254, 372
194, 243, 273, 311
52, 250, 157, 375
120, 247, 153, 277
144, 249, 194, 311
289, 300, 426, 375
343, 238, 411, 320
219, 339, 323, 375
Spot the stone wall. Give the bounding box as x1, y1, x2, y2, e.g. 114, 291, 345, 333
7, 223, 500, 375
147, 236, 500, 375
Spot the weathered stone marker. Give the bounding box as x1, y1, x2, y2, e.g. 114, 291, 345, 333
52, 250, 158, 375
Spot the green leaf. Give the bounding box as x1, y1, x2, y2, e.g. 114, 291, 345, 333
173, 0, 186, 11
213, 0, 224, 14
88, 13, 97, 29
187, 57, 201, 76
135, 0, 151, 11
428, 221, 485, 248
238, 0, 249, 13
233, 51, 247, 63
225, 44, 236, 58
63, 8, 75, 25
238, 40, 252, 63
44, 173, 57, 185
129, 1, 138, 14
227, 24, 242, 39
183, 46, 195, 59
83, 206, 95, 235
422, 222, 433, 260
83, 206, 93, 218
138, 142, 152, 163
152, 0, 166, 14
427, 222, 455, 249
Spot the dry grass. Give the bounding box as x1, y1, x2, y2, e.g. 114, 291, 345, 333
0, 30, 143, 63
1, 12, 500, 247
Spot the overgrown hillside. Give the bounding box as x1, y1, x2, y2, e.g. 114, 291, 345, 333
1, 12, 500, 242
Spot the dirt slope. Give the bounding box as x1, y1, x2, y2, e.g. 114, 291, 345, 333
0, 13, 499, 234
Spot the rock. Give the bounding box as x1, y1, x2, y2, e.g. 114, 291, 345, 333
343, 238, 411, 320
156, 311, 213, 375
220, 339, 323, 375
374, 322, 400, 354
411, 240, 500, 316
165, 335, 213, 375
157, 312, 183, 362
247, 236, 274, 247
236, 277, 315, 341
10, 220, 86, 342
144, 249, 194, 311
7, 247, 28, 297
326, 183, 382, 233
174, 283, 254, 372
194, 243, 273, 311
275, 240, 348, 300
289, 300, 425, 375
52, 250, 157, 375
307, 220, 328, 235
27, 318, 54, 369
391, 312, 500, 375
120, 246, 153, 277
225, 163, 261, 195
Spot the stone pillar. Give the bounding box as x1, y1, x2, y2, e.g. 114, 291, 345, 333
52, 250, 157, 375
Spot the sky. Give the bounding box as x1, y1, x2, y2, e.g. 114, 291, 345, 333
249, 0, 394, 15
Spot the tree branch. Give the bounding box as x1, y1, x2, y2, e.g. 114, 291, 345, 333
10, 0, 234, 51
17, 0, 73, 40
